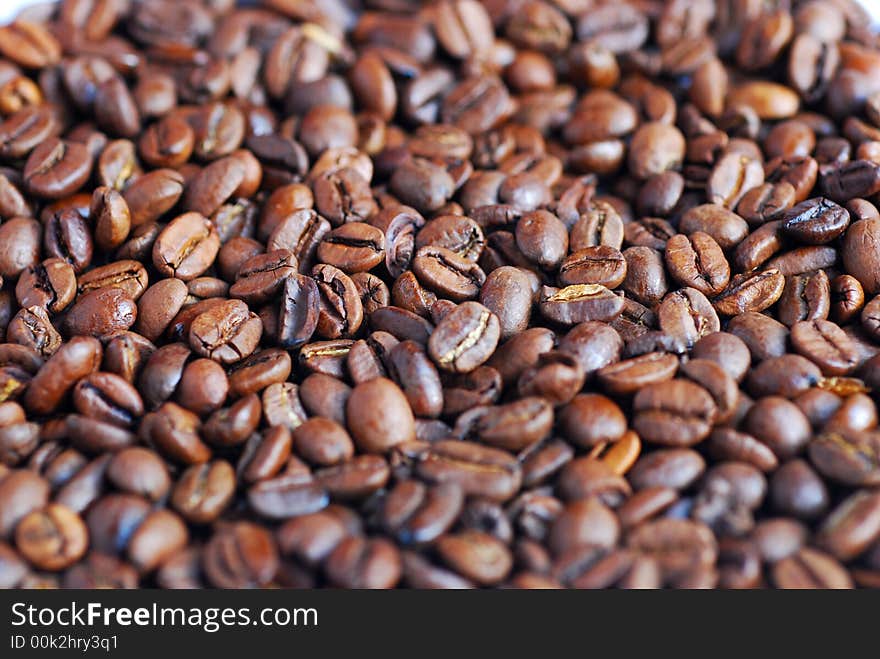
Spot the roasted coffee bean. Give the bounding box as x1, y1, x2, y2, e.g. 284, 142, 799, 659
782, 198, 850, 245
816, 489, 880, 562
748, 355, 821, 398
657, 288, 720, 349
832, 275, 865, 325
777, 271, 831, 327
713, 270, 786, 316
15, 503, 88, 571
633, 380, 717, 447
539, 284, 623, 325
621, 246, 667, 307
189, 299, 261, 364
203, 522, 278, 589
596, 352, 678, 396
428, 301, 500, 373
664, 233, 729, 297
317, 223, 385, 274
808, 430, 880, 487
518, 351, 585, 406
346, 378, 415, 453
8, 306, 61, 359
123, 169, 184, 227
24, 337, 102, 416
413, 246, 486, 302
772, 547, 852, 589
24, 138, 92, 200
311, 264, 364, 339
203, 395, 261, 448
16, 258, 76, 314
153, 212, 220, 282
558, 394, 625, 449
62, 287, 137, 339
790, 319, 859, 376
44, 210, 93, 274
558, 246, 626, 290
478, 266, 533, 340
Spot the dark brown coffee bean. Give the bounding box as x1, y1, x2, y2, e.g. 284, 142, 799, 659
621, 246, 667, 307
558, 246, 626, 290
62, 287, 137, 339
123, 169, 184, 227
748, 355, 821, 398
772, 547, 852, 589
657, 288, 720, 349
816, 489, 880, 562
189, 299, 261, 364
782, 197, 850, 245
790, 319, 859, 376
203, 395, 261, 448
777, 271, 830, 328
633, 380, 717, 447
381, 479, 463, 545
24, 336, 102, 416
288, 417, 353, 468
808, 430, 880, 487
24, 138, 92, 200
441, 76, 514, 135
153, 212, 220, 282
428, 301, 500, 373
203, 522, 278, 589
325, 535, 401, 589
412, 246, 486, 302
43, 209, 93, 276
345, 376, 415, 454
596, 352, 678, 396
539, 284, 623, 325
8, 306, 61, 359
713, 269, 785, 316
664, 233, 729, 296
831, 274, 864, 325
15, 258, 76, 314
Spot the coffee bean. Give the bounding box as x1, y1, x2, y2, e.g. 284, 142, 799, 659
153, 212, 220, 282
633, 380, 717, 447
809, 430, 880, 487
203, 522, 278, 589
782, 197, 850, 244
539, 284, 624, 324
772, 547, 852, 589
346, 378, 415, 453
15, 504, 87, 571
664, 233, 729, 296
713, 269, 786, 316
790, 319, 859, 376
816, 489, 880, 561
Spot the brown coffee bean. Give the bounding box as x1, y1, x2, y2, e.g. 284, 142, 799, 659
15, 504, 87, 571
790, 319, 859, 376
189, 299, 261, 364
664, 233, 729, 296
428, 301, 500, 373
203, 522, 278, 589
346, 378, 415, 453
153, 212, 220, 282
713, 269, 785, 316
633, 380, 717, 447
816, 489, 880, 562
808, 430, 880, 487
772, 547, 852, 589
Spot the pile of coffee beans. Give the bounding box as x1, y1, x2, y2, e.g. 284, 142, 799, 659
0, 0, 879, 589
